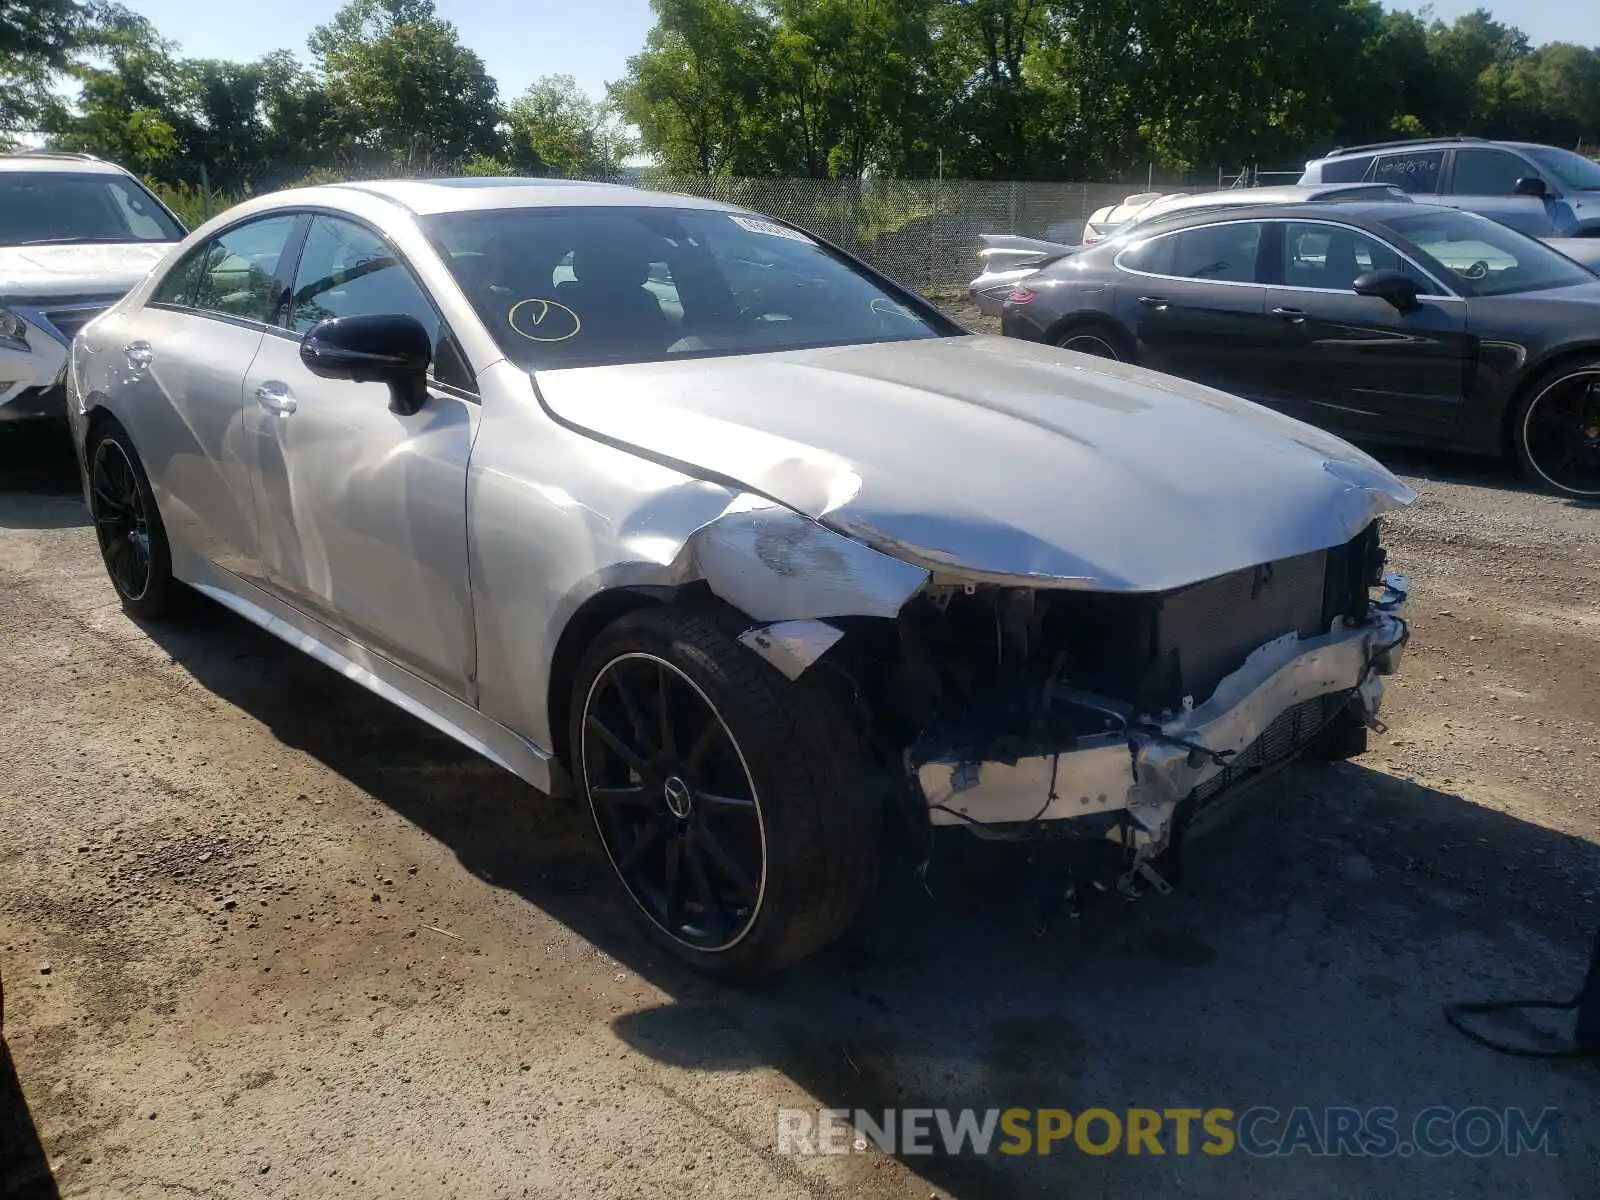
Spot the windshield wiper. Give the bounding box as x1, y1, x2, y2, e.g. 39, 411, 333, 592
11, 236, 153, 246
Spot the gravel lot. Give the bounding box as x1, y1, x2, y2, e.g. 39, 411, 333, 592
0, 408, 1597, 1199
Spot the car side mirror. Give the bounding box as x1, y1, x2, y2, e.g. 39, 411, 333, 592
300, 314, 432, 416
1513, 176, 1548, 199
1352, 269, 1420, 312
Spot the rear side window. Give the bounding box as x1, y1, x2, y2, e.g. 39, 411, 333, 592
1172, 223, 1263, 282
1119, 234, 1177, 275
1120, 223, 1264, 283
194, 215, 299, 323
1318, 154, 1374, 184
152, 246, 208, 307
1372, 150, 1443, 195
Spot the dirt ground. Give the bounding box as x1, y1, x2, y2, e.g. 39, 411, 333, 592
1, 411, 1597, 1200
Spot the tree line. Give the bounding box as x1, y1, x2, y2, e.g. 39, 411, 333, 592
1, 0, 631, 192
3, 0, 1598, 190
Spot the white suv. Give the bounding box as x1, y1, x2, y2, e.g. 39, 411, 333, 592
0, 152, 184, 420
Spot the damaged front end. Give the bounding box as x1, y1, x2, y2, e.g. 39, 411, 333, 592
750, 520, 1409, 898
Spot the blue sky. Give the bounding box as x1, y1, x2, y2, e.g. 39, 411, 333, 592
124, 0, 656, 101
121, 0, 1599, 104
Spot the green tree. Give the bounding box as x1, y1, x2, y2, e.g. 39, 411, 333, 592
43, 10, 186, 173
505, 74, 631, 176
610, 0, 773, 176
309, 0, 501, 168
0, 0, 100, 141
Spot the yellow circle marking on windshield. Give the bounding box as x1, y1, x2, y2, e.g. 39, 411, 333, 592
507, 298, 581, 342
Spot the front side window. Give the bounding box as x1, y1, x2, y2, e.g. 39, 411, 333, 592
1372, 150, 1443, 195
1450, 149, 1534, 196
0, 171, 184, 246
1286, 219, 1401, 289
292, 217, 440, 338
194, 215, 299, 323
424, 206, 953, 369
290, 215, 473, 391
1524, 146, 1600, 192
1281, 222, 1439, 293
1382, 210, 1595, 296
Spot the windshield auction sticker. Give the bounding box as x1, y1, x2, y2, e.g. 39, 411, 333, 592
729, 215, 815, 244
507, 298, 581, 342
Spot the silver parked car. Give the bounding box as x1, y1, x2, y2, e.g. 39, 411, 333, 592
66, 178, 1412, 977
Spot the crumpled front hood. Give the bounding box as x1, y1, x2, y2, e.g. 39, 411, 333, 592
0, 242, 172, 297
534, 336, 1415, 592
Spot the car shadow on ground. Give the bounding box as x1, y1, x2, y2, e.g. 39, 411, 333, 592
4, 433, 1596, 1195
0, 422, 80, 504
134, 596, 1600, 1199
0, 1041, 59, 1200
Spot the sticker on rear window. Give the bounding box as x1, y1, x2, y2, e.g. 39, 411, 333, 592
729, 216, 814, 244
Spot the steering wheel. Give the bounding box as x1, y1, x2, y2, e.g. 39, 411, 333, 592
1458, 260, 1490, 281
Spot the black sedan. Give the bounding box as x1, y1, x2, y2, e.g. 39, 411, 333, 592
993, 201, 1600, 499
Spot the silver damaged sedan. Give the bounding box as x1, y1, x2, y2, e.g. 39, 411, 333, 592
66, 179, 1413, 977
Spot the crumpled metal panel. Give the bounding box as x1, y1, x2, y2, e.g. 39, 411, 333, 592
920, 577, 1410, 841
532, 336, 1416, 593
737, 620, 847, 680
687, 499, 929, 621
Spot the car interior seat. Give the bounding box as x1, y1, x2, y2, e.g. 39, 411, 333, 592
555, 239, 674, 357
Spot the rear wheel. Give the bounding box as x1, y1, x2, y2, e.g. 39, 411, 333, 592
1511, 361, 1600, 500
1055, 324, 1134, 363
88, 423, 184, 619
571, 606, 880, 979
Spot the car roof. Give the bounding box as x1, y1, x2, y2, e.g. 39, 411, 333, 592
1318, 136, 1560, 160
326, 177, 744, 217
0, 152, 132, 176
1146, 183, 1405, 211
1126, 199, 1434, 235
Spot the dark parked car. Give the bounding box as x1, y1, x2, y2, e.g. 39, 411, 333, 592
1299, 136, 1600, 237
997, 201, 1600, 498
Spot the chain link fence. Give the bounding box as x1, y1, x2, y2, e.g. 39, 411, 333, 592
138, 157, 1265, 297
608, 174, 1224, 295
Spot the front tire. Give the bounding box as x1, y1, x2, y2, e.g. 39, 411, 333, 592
88, 422, 184, 619
571, 606, 880, 980
1511, 361, 1600, 500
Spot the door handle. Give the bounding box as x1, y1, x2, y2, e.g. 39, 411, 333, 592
123, 341, 153, 370
1272, 306, 1307, 324
254, 382, 297, 415
1137, 296, 1169, 311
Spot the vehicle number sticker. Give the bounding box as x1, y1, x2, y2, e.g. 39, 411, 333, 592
730, 216, 814, 244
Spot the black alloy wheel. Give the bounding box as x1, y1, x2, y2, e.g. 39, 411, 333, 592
91, 435, 154, 602
582, 652, 768, 953
1517, 366, 1600, 499
570, 605, 881, 979
87, 423, 183, 619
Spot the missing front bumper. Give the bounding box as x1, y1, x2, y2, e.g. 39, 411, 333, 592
917, 575, 1409, 844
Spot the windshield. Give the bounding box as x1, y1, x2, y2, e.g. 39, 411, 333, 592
0, 171, 184, 246
425, 206, 953, 369
1524, 146, 1600, 192
1381, 209, 1595, 296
